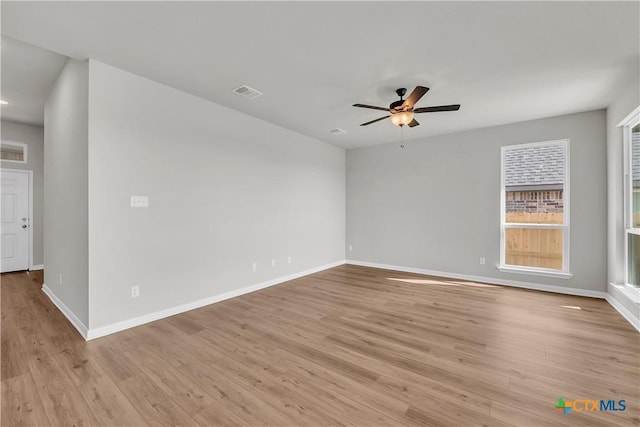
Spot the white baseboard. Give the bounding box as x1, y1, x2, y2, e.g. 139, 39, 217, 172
606, 282, 640, 333
605, 294, 640, 333
86, 260, 346, 340
345, 259, 606, 299
41, 284, 88, 339
30, 264, 44, 271
609, 282, 640, 304
38, 259, 639, 339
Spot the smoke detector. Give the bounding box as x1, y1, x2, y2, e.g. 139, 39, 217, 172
328, 128, 346, 135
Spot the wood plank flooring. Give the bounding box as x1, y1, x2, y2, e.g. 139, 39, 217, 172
1, 265, 639, 426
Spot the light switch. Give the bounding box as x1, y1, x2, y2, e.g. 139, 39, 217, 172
131, 195, 149, 208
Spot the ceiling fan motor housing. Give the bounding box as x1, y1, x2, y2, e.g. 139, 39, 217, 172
391, 88, 408, 111
390, 100, 404, 111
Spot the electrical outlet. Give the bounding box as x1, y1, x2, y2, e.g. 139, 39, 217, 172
287, 256, 292, 264
130, 195, 149, 208
252, 262, 257, 272
349, 245, 353, 252
131, 286, 140, 298
271, 258, 276, 267
480, 257, 486, 265
58, 273, 62, 285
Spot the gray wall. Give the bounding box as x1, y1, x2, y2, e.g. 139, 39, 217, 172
606, 75, 640, 320
44, 59, 89, 326
87, 60, 345, 329
1, 120, 44, 267
347, 110, 606, 292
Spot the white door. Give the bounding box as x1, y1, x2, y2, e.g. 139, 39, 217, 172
1, 171, 30, 272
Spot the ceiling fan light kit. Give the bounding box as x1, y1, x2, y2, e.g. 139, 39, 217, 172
390, 110, 414, 127
353, 86, 460, 128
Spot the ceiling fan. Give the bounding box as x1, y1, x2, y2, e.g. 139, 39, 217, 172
353, 86, 460, 128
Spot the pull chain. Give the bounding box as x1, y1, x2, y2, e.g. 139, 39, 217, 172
400, 125, 405, 148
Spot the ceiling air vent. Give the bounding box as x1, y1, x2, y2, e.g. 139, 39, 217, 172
232, 85, 263, 99
329, 128, 346, 135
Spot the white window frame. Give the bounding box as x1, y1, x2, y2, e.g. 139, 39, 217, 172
620, 106, 640, 300
498, 139, 572, 279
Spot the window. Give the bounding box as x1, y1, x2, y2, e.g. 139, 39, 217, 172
623, 113, 640, 290
499, 140, 570, 278
0, 141, 27, 164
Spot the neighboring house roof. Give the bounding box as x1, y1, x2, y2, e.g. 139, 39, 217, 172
633, 131, 640, 186
505, 144, 564, 187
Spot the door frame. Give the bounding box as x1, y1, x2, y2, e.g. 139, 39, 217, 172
1, 168, 34, 270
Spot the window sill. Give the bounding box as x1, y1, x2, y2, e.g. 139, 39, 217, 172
497, 265, 573, 280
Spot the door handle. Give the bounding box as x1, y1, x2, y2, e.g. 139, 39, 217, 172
21, 225, 27, 229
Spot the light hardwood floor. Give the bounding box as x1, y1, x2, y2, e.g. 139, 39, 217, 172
1, 265, 639, 426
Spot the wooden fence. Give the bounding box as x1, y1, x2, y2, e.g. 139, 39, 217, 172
505, 212, 563, 224
505, 212, 563, 270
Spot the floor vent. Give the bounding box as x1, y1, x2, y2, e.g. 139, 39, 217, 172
232, 85, 263, 99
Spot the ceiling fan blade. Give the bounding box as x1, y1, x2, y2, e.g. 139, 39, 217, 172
407, 118, 420, 128
414, 104, 461, 113
360, 115, 390, 126
353, 103, 389, 112
402, 86, 429, 109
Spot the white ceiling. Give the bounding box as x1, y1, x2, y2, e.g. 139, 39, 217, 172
1, 37, 68, 126
1, 1, 638, 149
